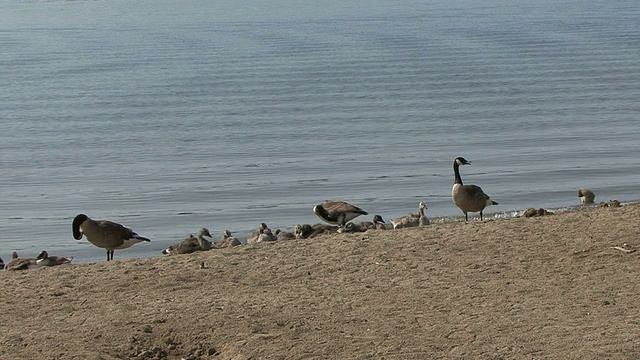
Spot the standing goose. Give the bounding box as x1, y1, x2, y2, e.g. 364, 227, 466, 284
36, 250, 73, 267
577, 188, 595, 204
72, 214, 151, 261
451, 157, 498, 221
390, 202, 429, 229
313, 200, 368, 227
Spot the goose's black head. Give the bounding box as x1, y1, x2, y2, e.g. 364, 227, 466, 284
37, 251, 49, 260
72, 214, 88, 240
313, 204, 338, 223
372, 214, 385, 224
454, 157, 471, 166
199, 228, 212, 238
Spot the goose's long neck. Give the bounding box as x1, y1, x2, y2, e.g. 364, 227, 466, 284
419, 206, 425, 217
453, 161, 463, 185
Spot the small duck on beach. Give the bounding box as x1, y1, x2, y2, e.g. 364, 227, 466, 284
275, 229, 296, 240
338, 215, 387, 233
390, 202, 429, 229
247, 223, 277, 244
4, 251, 38, 271
162, 228, 213, 255
218, 230, 242, 248
36, 250, 73, 267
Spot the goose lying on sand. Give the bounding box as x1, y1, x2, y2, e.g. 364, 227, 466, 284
338, 215, 387, 233
275, 229, 296, 240
294, 223, 339, 239
247, 223, 277, 244
390, 202, 429, 229
218, 230, 242, 248
162, 228, 213, 255
36, 250, 73, 267
4, 251, 38, 271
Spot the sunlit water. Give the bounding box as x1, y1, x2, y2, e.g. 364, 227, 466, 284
1, 0, 639, 263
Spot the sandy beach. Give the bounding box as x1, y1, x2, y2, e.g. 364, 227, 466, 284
2, 203, 639, 360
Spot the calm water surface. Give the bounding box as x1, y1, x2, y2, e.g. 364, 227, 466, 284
1, 0, 639, 263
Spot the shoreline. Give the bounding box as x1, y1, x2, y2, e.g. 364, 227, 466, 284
3, 199, 636, 266
2, 202, 639, 359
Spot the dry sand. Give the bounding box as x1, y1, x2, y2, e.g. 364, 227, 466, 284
2, 203, 639, 360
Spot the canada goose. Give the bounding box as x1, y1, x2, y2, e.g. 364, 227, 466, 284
162, 228, 213, 255
218, 230, 242, 248
72, 214, 151, 261
36, 250, 73, 267
577, 188, 595, 204
275, 229, 296, 240
359, 214, 387, 229
293, 223, 339, 239
391, 202, 429, 229
338, 215, 387, 233
247, 223, 277, 244
0, 256, 4, 270
294, 224, 314, 239
313, 201, 368, 227
337, 221, 369, 233
373, 215, 388, 230
4, 251, 38, 271
451, 157, 498, 221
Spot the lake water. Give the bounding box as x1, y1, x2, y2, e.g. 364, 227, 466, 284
1, 0, 639, 264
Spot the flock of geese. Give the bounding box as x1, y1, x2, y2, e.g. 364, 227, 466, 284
1, 157, 601, 270
1, 251, 72, 271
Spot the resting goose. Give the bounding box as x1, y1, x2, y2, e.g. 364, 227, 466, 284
577, 188, 595, 204
338, 215, 387, 233
294, 224, 314, 239
294, 223, 339, 239
4, 251, 38, 271
36, 250, 73, 267
390, 202, 429, 229
72, 214, 151, 261
451, 157, 498, 221
313, 201, 368, 227
275, 229, 296, 240
247, 223, 277, 244
218, 230, 242, 248
162, 228, 213, 255
374, 215, 388, 230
